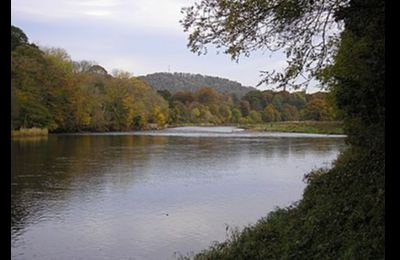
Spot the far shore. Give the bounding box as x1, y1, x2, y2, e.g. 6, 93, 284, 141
13, 121, 343, 137
168, 121, 344, 135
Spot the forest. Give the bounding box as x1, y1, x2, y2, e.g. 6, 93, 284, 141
139, 72, 256, 97
11, 25, 337, 133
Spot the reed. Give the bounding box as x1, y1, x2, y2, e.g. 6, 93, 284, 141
11, 128, 48, 137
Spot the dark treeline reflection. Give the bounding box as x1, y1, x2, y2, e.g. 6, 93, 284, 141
12, 131, 345, 259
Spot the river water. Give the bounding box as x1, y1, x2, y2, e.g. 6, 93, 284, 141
11, 126, 346, 259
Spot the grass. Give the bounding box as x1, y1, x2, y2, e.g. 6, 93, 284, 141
11, 127, 48, 138
168, 121, 344, 135
241, 121, 344, 135
168, 123, 220, 127
168, 121, 344, 134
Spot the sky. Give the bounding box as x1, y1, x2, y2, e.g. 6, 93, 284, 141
11, 0, 319, 92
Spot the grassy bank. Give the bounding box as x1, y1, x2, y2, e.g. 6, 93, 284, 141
11, 128, 48, 138
168, 121, 344, 135
181, 146, 384, 259
241, 121, 344, 135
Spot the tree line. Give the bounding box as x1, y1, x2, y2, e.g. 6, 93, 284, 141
11, 25, 338, 133
11, 25, 168, 132
159, 87, 337, 125
139, 72, 256, 98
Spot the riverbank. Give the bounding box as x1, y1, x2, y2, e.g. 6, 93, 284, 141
169, 121, 344, 135
240, 121, 344, 135
183, 146, 384, 259
11, 128, 48, 138
23, 121, 343, 136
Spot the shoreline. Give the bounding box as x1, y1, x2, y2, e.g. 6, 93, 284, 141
169, 121, 344, 135
11, 128, 48, 138
44, 121, 344, 136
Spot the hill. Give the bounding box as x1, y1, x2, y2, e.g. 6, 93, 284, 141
139, 72, 256, 97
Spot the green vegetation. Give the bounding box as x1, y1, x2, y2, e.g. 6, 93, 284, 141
162, 88, 338, 126
11, 32, 169, 132
139, 72, 256, 98
11, 25, 339, 134
11, 127, 48, 137
180, 0, 384, 258
243, 121, 344, 135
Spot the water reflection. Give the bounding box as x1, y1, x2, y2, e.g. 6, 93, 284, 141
12, 127, 345, 259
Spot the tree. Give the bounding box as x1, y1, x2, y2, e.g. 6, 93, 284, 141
74, 73, 108, 131
271, 94, 284, 112
248, 110, 262, 123
112, 69, 132, 79
157, 89, 173, 105
262, 90, 274, 105
181, 0, 346, 90
242, 90, 265, 110
72, 60, 96, 74
88, 65, 109, 76
11, 44, 56, 130
41, 47, 76, 131
219, 104, 232, 123
11, 25, 28, 51
325, 0, 384, 148
170, 101, 189, 123
173, 91, 195, 104
195, 86, 219, 104
239, 100, 250, 117
263, 104, 280, 122
182, 0, 384, 140
152, 106, 167, 127
231, 108, 242, 123
139, 72, 252, 98
288, 91, 307, 109
281, 104, 300, 121
302, 98, 334, 121
190, 107, 201, 122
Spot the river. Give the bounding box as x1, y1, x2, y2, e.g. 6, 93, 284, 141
11, 126, 346, 259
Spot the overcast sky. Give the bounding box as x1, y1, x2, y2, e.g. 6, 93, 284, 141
11, 0, 320, 92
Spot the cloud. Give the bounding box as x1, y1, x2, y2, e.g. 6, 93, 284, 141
12, 0, 196, 32
82, 10, 113, 17
69, 0, 120, 8
11, 0, 321, 92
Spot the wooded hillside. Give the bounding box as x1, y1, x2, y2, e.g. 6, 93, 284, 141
139, 72, 256, 98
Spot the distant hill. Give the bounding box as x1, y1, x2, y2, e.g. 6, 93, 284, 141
139, 72, 256, 97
